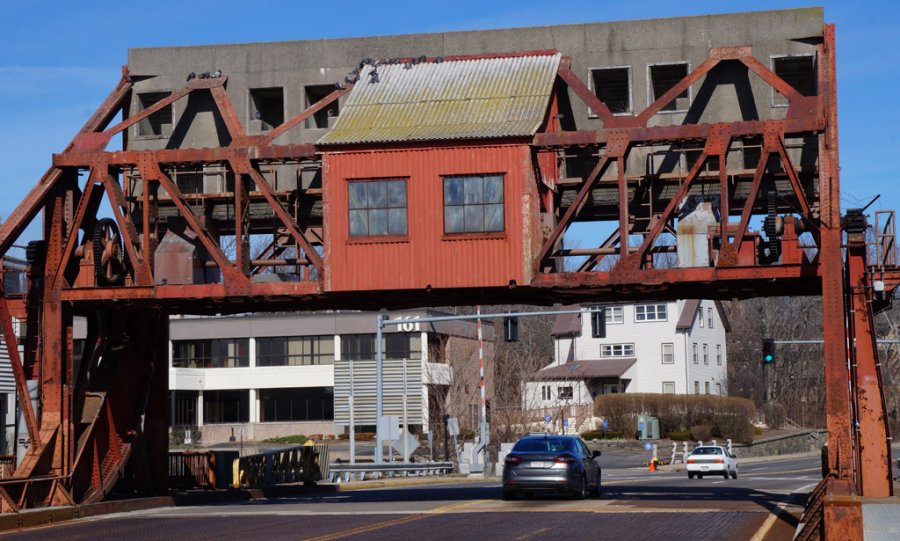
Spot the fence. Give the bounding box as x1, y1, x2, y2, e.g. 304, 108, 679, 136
328, 461, 454, 482
168, 451, 217, 489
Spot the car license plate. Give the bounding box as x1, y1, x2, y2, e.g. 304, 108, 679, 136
529, 461, 546, 468
700, 466, 709, 471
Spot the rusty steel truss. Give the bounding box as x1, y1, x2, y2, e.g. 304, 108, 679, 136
0, 23, 895, 539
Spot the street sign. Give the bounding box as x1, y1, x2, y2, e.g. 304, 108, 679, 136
644, 442, 652, 451
602, 419, 608, 430
390, 429, 420, 462
447, 416, 460, 437
379, 415, 400, 441
562, 418, 569, 427
544, 415, 551, 424
638, 421, 645, 431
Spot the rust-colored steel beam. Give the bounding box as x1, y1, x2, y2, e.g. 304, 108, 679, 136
0, 290, 39, 448
262, 84, 352, 144
556, 57, 615, 125
55, 144, 318, 168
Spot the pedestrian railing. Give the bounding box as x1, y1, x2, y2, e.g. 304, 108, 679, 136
168, 451, 217, 489
232, 444, 329, 488
328, 461, 454, 482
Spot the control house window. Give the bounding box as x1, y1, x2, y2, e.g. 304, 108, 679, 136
443, 175, 504, 234
662, 382, 676, 394
635, 304, 667, 321
348, 179, 408, 237
703, 344, 709, 365
589, 66, 631, 115
705, 381, 710, 395
604, 306, 624, 324
558, 387, 574, 400
717, 345, 722, 365
692, 343, 698, 364
541, 385, 552, 401
698, 307, 704, 328
771, 55, 816, 107
256, 335, 335, 366
661, 343, 674, 364
137, 91, 173, 137
648, 63, 690, 112
708, 307, 714, 329
601, 343, 634, 357
694, 381, 700, 394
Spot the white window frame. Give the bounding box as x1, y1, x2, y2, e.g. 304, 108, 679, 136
694, 381, 700, 394
692, 343, 698, 364
770, 53, 816, 108
705, 381, 710, 394
703, 344, 709, 365
708, 307, 714, 329
587, 65, 633, 118
698, 307, 704, 328
604, 305, 624, 324
716, 345, 722, 365
635, 303, 667, 322
662, 381, 676, 394
558, 386, 574, 400
601, 343, 635, 358
646, 61, 692, 114
661, 343, 675, 364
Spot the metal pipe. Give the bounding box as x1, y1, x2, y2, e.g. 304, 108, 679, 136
375, 313, 384, 465
349, 353, 355, 465
477, 306, 487, 474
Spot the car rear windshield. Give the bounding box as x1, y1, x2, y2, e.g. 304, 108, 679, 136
513, 438, 574, 453
692, 447, 723, 455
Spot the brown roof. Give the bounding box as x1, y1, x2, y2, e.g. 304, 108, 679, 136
533, 358, 636, 380
551, 307, 582, 336
675, 300, 732, 332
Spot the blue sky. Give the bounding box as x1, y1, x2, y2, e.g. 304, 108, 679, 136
0, 0, 897, 245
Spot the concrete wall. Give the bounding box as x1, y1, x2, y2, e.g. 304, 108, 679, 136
199, 421, 336, 446
126, 8, 825, 181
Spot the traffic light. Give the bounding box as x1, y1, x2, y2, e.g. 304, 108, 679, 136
504, 316, 519, 342
762, 338, 775, 365
591, 308, 606, 338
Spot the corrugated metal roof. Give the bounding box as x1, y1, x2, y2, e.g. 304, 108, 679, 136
318, 53, 561, 145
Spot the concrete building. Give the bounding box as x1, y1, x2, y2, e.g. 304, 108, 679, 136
167, 311, 492, 445
524, 301, 730, 430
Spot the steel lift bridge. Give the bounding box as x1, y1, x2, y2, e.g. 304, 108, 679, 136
0, 23, 895, 539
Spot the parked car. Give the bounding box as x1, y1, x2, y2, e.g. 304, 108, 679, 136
686, 445, 738, 479
502, 434, 601, 500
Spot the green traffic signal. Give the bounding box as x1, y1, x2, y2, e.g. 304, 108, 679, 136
762, 338, 775, 364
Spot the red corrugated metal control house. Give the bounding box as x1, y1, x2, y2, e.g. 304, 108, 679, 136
318, 52, 561, 292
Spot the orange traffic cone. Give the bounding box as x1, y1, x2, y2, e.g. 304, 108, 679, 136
649, 458, 657, 472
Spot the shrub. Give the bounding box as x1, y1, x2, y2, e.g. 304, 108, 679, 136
690, 425, 713, 442
262, 434, 309, 445
594, 393, 757, 442
668, 430, 692, 441
581, 430, 603, 441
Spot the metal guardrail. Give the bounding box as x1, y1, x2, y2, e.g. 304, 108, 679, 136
168, 451, 216, 489
232, 444, 328, 488
328, 461, 454, 482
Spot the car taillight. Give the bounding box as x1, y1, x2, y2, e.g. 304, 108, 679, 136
713, 458, 724, 464
686, 459, 696, 464
554, 455, 576, 463
506, 456, 522, 464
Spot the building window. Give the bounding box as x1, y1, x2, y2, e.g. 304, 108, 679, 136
662, 382, 676, 394
604, 306, 624, 324
648, 63, 690, 112
256, 335, 335, 366
589, 66, 631, 115
249, 87, 285, 131
771, 55, 816, 107
694, 381, 700, 395
305, 84, 340, 128
698, 307, 704, 328
172, 339, 249, 368
558, 387, 574, 400
705, 381, 710, 395
541, 385, 552, 401
601, 343, 635, 357
137, 91, 173, 137
443, 175, 504, 234
170, 390, 198, 427
348, 179, 408, 237
692, 343, 698, 364
203, 390, 249, 424
716, 382, 723, 395
717, 345, 722, 366
259, 387, 334, 422
341, 333, 422, 361
703, 344, 709, 365
661, 343, 674, 364
635, 304, 667, 322
708, 307, 714, 329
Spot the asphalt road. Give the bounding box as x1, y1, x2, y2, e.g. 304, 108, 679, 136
2, 454, 822, 541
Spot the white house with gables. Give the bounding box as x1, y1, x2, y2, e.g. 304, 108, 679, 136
524, 301, 730, 424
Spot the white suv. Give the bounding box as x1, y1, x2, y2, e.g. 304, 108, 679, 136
686, 445, 738, 479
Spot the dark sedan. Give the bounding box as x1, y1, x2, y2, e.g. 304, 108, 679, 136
502, 434, 601, 500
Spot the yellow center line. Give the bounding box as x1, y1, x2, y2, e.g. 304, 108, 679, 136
302, 499, 490, 541
514, 526, 551, 540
